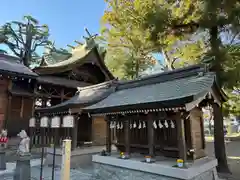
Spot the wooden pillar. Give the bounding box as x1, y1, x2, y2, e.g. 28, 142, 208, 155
4, 96, 12, 129
123, 118, 130, 154
72, 115, 78, 150
176, 115, 187, 162
106, 116, 112, 154
4, 79, 12, 129
147, 113, 155, 157
31, 83, 37, 116
20, 97, 24, 118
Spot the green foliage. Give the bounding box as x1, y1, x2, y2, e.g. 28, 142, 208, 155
223, 89, 240, 117
101, 0, 161, 79
0, 15, 52, 67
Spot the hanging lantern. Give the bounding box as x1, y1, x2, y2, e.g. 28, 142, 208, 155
164, 120, 169, 128
138, 121, 142, 129
40, 116, 49, 128
153, 121, 157, 129
63, 115, 74, 128
133, 121, 137, 128
171, 120, 175, 128
29, 117, 36, 127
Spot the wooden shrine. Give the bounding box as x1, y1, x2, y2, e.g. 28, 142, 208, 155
32, 36, 115, 149
0, 53, 37, 136
83, 64, 226, 161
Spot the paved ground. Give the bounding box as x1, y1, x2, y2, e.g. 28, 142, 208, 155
3, 138, 240, 180
1, 166, 94, 180
206, 141, 240, 180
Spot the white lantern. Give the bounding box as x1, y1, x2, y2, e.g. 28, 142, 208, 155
40, 116, 49, 127
29, 117, 36, 127
51, 116, 61, 128
62, 115, 74, 128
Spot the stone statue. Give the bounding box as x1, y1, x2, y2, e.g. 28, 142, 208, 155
0, 129, 8, 149
17, 130, 30, 156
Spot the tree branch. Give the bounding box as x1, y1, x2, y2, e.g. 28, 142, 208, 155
5, 42, 21, 57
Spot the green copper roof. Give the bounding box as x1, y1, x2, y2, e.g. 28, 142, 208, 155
34, 42, 96, 74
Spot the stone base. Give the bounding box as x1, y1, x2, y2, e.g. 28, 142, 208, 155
0, 151, 6, 170
13, 155, 31, 180
92, 155, 219, 180
45, 146, 115, 168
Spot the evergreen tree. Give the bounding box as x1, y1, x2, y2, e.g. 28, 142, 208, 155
0, 15, 52, 67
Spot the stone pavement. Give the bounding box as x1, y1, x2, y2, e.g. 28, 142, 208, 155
1, 166, 94, 180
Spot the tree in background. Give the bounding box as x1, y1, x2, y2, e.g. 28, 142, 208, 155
102, 0, 240, 173
101, 0, 162, 79
0, 15, 52, 67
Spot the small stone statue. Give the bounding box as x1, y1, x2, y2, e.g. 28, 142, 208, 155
0, 129, 8, 149
17, 130, 30, 156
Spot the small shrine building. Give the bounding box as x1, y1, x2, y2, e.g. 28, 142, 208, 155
0, 52, 37, 136
83, 64, 226, 162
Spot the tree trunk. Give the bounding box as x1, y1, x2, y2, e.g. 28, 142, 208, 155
212, 103, 230, 173
210, 27, 230, 173
208, 119, 212, 135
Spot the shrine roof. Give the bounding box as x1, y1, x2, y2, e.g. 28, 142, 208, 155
0, 54, 37, 78
35, 80, 117, 113
83, 64, 225, 114
33, 43, 95, 74
33, 43, 114, 80
37, 76, 92, 88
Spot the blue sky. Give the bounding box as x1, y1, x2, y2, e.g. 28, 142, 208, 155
0, 0, 106, 49
0, 1, 163, 62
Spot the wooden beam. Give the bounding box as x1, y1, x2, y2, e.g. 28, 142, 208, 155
147, 113, 155, 157
124, 118, 130, 155
32, 83, 37, 116
60, 89, 64, 102
105, 116, 112, 154
20, 97, 24, 118
176, 114, 187, 162
4, 79, 13, 129
72, 115, 78, 150
74, 40, 83, 45
67, 45, 75, 49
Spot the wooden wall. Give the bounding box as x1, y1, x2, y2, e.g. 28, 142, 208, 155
0, 78, 8, 130
7, 96, 34, 136
189, 107, 206, 159
92, 116, 106, 145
